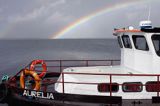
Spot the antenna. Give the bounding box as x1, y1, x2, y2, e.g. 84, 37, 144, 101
148, 5, 151, 21
139, 3, 152, 29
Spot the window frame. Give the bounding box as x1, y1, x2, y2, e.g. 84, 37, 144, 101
152, 34, 160, 56
117, 36, 123, 48
97, 83, 119, 93
132, 35, 149, 51
122, 82, 143, 92
122, 35, 132, 49
146, 81, 160, 92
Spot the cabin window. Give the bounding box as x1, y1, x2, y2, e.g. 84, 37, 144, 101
152, 35, 160, 56
117, 36, 123, 48
122, 35, 132, 49
98, 83, 119, 92
146, 81, 160, 92
132, 35, 149, 51
122, 82, 143, 92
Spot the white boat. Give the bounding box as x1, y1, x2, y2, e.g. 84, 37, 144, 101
55, 21, 160, 103
1, 20, 160, 106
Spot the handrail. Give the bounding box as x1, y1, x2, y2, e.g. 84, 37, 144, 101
62, 72, 160, 76
59, 72, 160, 97
24, 59, 120, 73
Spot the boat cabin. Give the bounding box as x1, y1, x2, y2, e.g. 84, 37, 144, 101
114, 23, 160, 74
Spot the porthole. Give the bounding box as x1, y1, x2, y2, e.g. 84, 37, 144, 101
98, 83, 119, 92
122, 82, 143, 92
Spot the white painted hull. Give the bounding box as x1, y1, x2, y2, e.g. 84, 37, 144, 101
55, 66, 159, 99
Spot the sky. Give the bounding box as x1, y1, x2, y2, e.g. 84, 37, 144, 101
0, 0, 160, 39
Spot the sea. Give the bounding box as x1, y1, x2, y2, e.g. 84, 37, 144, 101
0, 39, 120, 106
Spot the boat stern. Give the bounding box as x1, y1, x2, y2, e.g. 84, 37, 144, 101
0, 83, 8, 103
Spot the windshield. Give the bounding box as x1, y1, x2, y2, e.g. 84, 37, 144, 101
152, 35, 160, 56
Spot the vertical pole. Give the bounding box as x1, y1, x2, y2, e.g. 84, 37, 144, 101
24, 70, 25, 89
158, 76, 159, 97
110, 75, 112, 96
43, 86, 47, 92
60, 60, 62, 73
62, 72, 65, 94
111, 60, 113, 66
86, 60, 89, 67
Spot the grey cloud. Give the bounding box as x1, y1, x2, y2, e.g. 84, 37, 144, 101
8, 0, 66, 23
0, 0, 160, 39
59, 0, 160, 38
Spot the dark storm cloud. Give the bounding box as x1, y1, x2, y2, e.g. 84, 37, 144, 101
0, 0, 159, 39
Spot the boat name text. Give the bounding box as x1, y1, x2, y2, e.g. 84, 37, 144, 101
23, 90, 54, 100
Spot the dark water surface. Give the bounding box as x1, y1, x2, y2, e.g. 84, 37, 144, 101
0, 39, 120, 78
0, 39, 120, 106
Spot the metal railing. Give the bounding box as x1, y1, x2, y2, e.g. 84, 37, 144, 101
13, 59, 120, 79
11, 59, 160, 98
59, 72, 160, 97
32, 59, 120, 73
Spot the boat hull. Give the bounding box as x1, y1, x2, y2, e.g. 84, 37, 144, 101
5, 95, 160, 106
6, 87, 122, 106
1, 85, 160, 106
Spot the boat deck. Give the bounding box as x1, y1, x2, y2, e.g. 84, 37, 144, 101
1, 60, 160, 106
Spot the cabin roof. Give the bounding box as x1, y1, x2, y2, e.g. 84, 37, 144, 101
114, 29, 141, 33
113, 29, 142, 36
113, 27, 160, 36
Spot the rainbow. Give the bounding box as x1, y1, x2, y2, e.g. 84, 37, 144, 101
51, 0, 149, 39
